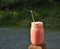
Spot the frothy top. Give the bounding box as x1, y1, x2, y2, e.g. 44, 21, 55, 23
31, 22, 43, 25
31, 21, 43, 28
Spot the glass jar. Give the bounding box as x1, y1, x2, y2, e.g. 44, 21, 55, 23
30, 22, 44, 45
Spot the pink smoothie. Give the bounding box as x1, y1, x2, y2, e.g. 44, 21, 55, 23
30, 22, 44, 45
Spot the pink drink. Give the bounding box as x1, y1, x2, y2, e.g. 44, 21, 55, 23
30, 22, 44, 45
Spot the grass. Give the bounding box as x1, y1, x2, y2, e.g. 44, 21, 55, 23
0, 5, 60, 30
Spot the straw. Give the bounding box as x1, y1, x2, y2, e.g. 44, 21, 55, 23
30, 10, 35, 22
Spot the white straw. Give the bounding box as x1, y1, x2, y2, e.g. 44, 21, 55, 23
30, 10, 35, 22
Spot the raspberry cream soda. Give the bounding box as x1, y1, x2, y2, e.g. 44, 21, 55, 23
30, 22, 44, 45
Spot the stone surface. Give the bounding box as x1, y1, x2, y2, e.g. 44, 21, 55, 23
28, 44, 47, 49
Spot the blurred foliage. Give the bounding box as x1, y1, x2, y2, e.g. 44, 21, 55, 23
0, 0, 60, 30
0, 0, 60, 10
